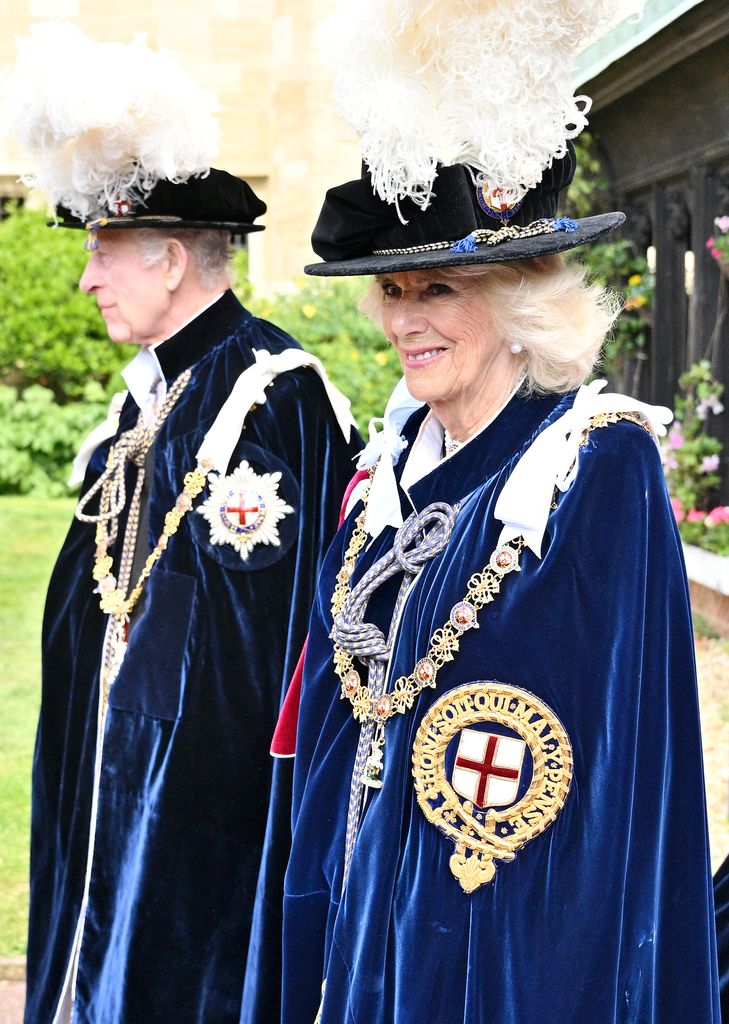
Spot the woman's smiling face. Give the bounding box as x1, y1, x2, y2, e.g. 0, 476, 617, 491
377, 269, 520, 431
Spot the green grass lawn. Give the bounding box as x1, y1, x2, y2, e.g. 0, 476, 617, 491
0, 495, 74, 957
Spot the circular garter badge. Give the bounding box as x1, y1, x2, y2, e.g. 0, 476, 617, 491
475, 182, 524, 221
412, 681, 572, 893
196, 460, 293, 560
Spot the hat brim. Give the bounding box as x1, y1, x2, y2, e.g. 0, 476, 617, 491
49, 217, 265, 233
304, 212, 624, 277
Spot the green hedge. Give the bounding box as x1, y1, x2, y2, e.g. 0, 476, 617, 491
0, 383, 111, 496
0, 207, 129, 401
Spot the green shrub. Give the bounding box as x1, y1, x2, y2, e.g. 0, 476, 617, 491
0, 207, 128, 402
574, 239, 651, 391
0, 383, 111, 496
566, 135, 651, 392
565, 133, 610, 222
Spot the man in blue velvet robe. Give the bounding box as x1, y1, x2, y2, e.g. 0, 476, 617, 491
24, 174, 360, 1024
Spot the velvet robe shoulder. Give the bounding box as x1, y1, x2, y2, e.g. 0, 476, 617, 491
283, 390, 720, 1024
26, 291, 361, 1024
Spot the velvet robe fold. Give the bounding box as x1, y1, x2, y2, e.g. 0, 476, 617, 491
26, 290, 360, 1024
283, 389, 720, 1024
715, 852, 729, 1021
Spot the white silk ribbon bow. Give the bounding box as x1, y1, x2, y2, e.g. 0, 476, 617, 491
494, 379, 673, 558
356, 377, 424, 539
195, 348, 356, 474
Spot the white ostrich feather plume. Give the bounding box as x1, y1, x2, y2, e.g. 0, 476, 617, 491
3, 21, 219, 220
319, 0, 645, 208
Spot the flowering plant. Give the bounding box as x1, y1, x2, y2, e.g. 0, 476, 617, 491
623, 271, 653, 313
578, 241, 652, 392
663, 361, 724, 511
663, 361, 729, 553
705, 216, 729, 270
671, 500, 729, 556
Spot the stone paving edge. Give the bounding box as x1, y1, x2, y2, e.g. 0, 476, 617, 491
0, 962, 24, 983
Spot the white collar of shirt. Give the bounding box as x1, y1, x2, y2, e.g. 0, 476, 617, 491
121, 345, 165, 417
400, 376, 526, 492
120, 291, 226, 423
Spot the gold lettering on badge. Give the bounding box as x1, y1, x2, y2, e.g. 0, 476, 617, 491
412, 681, 573, 892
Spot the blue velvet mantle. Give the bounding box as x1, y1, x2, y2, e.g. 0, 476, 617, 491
284, 390, 720, 1024
26, 291, 361, 1024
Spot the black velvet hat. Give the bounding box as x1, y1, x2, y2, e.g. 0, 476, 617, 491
305, 143, 623, 277
53, 168, 266, 234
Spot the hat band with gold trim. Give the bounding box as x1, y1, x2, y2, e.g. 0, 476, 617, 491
372, 216, 578, 257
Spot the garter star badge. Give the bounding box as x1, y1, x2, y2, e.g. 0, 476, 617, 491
412, 681, 572, 892
196, 460, 293, 560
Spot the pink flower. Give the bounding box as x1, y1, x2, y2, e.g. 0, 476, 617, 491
670, 497, 685, 522
706, 506, 729, 527
700, 454, 720, 473
668, 428, 684, 449
715, 217, 729, 232
664, 454, 678, 471
686, 509, 706, 523
711, 248, 723, 259
706, 236, 716, 248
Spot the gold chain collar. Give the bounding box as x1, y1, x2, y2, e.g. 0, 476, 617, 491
81, 371, 215, 702
330, 475, 524, 734
93, 463, 211, 621
85, 369, 212, 622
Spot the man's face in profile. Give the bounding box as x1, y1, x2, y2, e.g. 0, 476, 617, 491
79, 229, 173, 347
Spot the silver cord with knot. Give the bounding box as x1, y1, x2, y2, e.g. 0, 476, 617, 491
333, 501, 458, 888
75, 370, 191, 592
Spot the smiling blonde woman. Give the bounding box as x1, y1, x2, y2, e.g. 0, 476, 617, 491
276, 0, 720, 1020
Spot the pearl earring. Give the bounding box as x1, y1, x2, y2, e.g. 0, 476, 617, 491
509, 341, 524, 354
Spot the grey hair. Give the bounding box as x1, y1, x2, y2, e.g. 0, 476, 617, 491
361, 254, 622, 394
133, 228, 232, 290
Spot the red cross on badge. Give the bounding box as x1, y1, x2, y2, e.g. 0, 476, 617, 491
453, 729, 526, 808
221, 489, 264, 532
